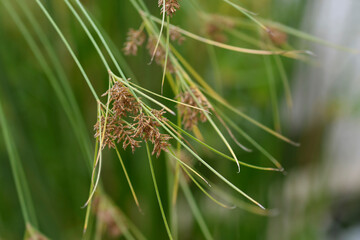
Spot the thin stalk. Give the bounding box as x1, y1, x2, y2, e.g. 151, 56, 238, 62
167, 149, 210, 187
161, 16, 170, 94
143, 107, 266, 210
82, 103, 105, 209
223, 0, 269, 32
143, 12, 309, 58
128, 81, 211, 113
83, 139, 99, 233
273, 55, 293, 108
179, 74, 242, 172
262, 19, 358, 53
180, 175, 213, 240
150, 0, 166, 63
15, 0, 93, 168
64, 0, 110, 70
146, 143, 173, 240
74, 0, 128, 79
217, 108, 284, 170
166, 154, 178, 240
167, 121, 281, 171
170, 46, 299, 146
114, 146, 141, 211
35, 0, 99, 101
174, 157, 235, 209
264, 56, 281, 132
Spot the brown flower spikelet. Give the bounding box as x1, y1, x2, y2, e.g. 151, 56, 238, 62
206, 23, 228, 43
94, 79, 171, 157
132, 109, 172, 157
158, 0, 180, 17
205, 16, 235, 43
170, 27, 185, 44
94, 115, 141, 152
267, 27, 287, 46
94, 115, 118, 149
123, 29, 146, 56
178, 88, 212, 130
102, 81, 140, 118
146, 37, 175, 73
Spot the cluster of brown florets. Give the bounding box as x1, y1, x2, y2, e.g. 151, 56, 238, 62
94, 80, 172, 157
266, 27, 288, 46
146, 36, 176, 73
206, 15, 235, 43
158, 0, 180, 17
178, 87, 212, 130
123, 29, 146, 56
123, 26, 185, 72
170, 27, 185, 44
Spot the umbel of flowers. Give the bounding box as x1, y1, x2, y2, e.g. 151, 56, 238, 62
94, 76, 172, 158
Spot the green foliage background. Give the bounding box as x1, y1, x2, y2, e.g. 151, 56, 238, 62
1, 0, 359, 239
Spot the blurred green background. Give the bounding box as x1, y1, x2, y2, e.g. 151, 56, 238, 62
0, 0, 359, 239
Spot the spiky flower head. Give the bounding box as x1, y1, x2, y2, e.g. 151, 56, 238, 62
158, 0, 180, 17
123, 29, 146, 56
94, 77, 171, 157
178, 87, 212, 130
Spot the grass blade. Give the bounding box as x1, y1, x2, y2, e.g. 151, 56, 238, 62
145, 143, 173, 240
223, 0, 269, 32
35, 0, 99, 101
114, 146, 141, 211
167, 121, 282, 171
264, 56, 281, 132
143, 106, 266, 210
179, 175, 213, 240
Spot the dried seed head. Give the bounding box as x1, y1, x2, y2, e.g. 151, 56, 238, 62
146, 37, 175, 73
205, 16, 235, 43
94, 114, 142, 152
178, 88, 212, 130
152, 134, 172, 158
206, 23, 228, 43
158, 0, 180, 17
117, 123, 141, 153
132, 109, 172, 157
94, 115, 118, 149
123, 28, 146, 56
103, 81, 140, 118
170, 27, 185, 44
267, 27, 287, 46
151, 108, 169, 122
94, 75, 171, 157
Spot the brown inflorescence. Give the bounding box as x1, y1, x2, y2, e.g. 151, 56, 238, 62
123, 28, 146, 56
267, 27, 287, 46
178, 87, 212, 130
146, 37, 175, 73
206, 16, 235, 43
123, 25, 185, 74
132, 109, 171, 158
170, 27, 185, 44
206, 23, 228, 43
94, 79, 172, 157
158, 0, 180, 17
103, 81, 140, 118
